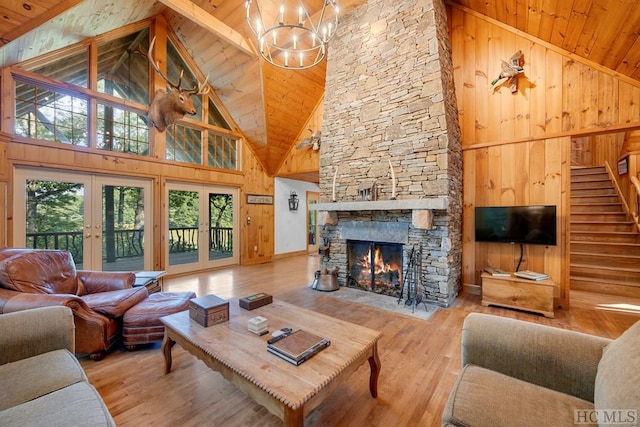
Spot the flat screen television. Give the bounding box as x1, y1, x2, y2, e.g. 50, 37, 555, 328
475, 205, 557, 246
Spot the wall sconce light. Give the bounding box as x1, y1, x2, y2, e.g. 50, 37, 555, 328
288, 191, 299, 211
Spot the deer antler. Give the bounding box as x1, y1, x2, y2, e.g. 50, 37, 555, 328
147, 36, 209, 94
147, 37, 181, 90
186, 74, 210, 96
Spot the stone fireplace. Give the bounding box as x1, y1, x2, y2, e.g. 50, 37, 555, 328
312, 0, 462, 307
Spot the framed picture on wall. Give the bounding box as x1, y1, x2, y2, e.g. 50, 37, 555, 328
617, 157, 629, 175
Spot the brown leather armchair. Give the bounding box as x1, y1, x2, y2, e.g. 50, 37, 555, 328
0, 248, 148, 360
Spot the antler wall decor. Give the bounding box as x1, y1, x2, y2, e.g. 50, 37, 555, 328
388, 159, 397, 200
146, 37, 210, 132
296, 129, 322, 151
332, 167, 338, 202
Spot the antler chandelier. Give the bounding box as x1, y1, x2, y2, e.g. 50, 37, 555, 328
245, 0, 339, 70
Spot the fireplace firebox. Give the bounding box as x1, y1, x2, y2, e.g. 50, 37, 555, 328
347, 240, 403, 296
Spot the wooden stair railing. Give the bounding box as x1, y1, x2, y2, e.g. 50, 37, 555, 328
631, 175, 640, 233
604, 161, 637, 231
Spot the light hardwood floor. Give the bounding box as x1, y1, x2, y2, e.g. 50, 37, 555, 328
81, 254, 640, 427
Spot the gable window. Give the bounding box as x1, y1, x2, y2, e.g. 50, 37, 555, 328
97, 29, 150, 105
96, 30, 150, 155
208, 98, 231, 130
97, 103, 149, 155
29, 49, 89, 88
10, 26, 241, 171
208, 133, 237, 169
166, 125, 202, 164
15, 82, 88, 146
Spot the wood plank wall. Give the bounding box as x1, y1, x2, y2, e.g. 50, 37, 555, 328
571, 133, 626, 168
449, 5, 640, 307
276, 98, 322, 178
450, 6, 640, 148
462, 138, 570, 305
242, 144, 275, 265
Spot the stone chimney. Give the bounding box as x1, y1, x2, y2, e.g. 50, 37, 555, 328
318, 0, 462, 306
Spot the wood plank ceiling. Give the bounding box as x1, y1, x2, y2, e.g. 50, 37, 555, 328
1, 0, 639, 177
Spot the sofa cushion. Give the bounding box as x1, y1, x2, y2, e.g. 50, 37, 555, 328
443, 364, 594, 427
81, 286, 148, 317
0, 250, 78, 295
0, 349, 86, 411
594, 320, 640, 417
0, 382, 115, 427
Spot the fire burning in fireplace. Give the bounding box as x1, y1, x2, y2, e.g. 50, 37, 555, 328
358, 247, 398, 275
347, 241, 403, 296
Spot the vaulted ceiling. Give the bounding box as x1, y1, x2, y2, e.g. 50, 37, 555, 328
1, 0, 639, 176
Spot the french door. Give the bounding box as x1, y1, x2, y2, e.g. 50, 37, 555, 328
165, 182, 239, 275
13, 167, 153, 271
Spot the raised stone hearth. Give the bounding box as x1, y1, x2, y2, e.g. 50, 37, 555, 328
315, 0, 462, 306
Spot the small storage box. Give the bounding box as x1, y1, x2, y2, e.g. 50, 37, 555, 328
189, 294, 229, 327
239, 293, 273, 310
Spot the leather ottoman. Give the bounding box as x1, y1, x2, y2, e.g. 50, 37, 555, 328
123, 291, 196, 350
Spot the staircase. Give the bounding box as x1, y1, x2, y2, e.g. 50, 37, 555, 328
570, 166, 640, 298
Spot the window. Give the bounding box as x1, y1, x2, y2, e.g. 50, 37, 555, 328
27, 50, 89, 88
207, 98, 238, 170
10, 28, 241, 171
207, 133, 237, 169
166, 125, 202, 164
208, 98, 230, 130
97, 103, 149, 155
97, 29, 150, 105
15, 82, 88, 146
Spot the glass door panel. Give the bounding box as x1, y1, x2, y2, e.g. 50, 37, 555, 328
99, 181, 148, 271
22, 177, 88, 268
208, 191, 234, 261
167, 188, 200, 268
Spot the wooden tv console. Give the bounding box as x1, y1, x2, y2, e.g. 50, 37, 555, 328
481, 273, 555, 318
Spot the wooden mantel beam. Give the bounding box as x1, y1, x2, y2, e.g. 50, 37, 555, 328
157, 0, 255, 57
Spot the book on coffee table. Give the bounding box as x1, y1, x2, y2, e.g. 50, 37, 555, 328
267, 329, 331, 366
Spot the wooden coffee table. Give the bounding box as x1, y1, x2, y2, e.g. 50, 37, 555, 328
160, 299, 382, 426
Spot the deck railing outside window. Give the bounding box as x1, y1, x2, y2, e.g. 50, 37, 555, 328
26, 227, 233, 263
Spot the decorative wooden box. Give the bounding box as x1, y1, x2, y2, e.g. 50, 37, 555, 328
189, 294, 229, 327
239, 293, 273, 310
481, 273, 554, 318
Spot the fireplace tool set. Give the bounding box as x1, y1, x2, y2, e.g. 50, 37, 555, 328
398, 244, 427, 313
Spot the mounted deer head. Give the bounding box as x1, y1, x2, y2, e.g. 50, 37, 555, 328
147, 37, 210, 132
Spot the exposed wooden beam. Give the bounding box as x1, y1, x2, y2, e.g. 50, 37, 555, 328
157, 0, 255, 57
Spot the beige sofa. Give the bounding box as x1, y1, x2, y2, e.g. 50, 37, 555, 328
443, 313, 640, 427
0, 306, 115, 426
